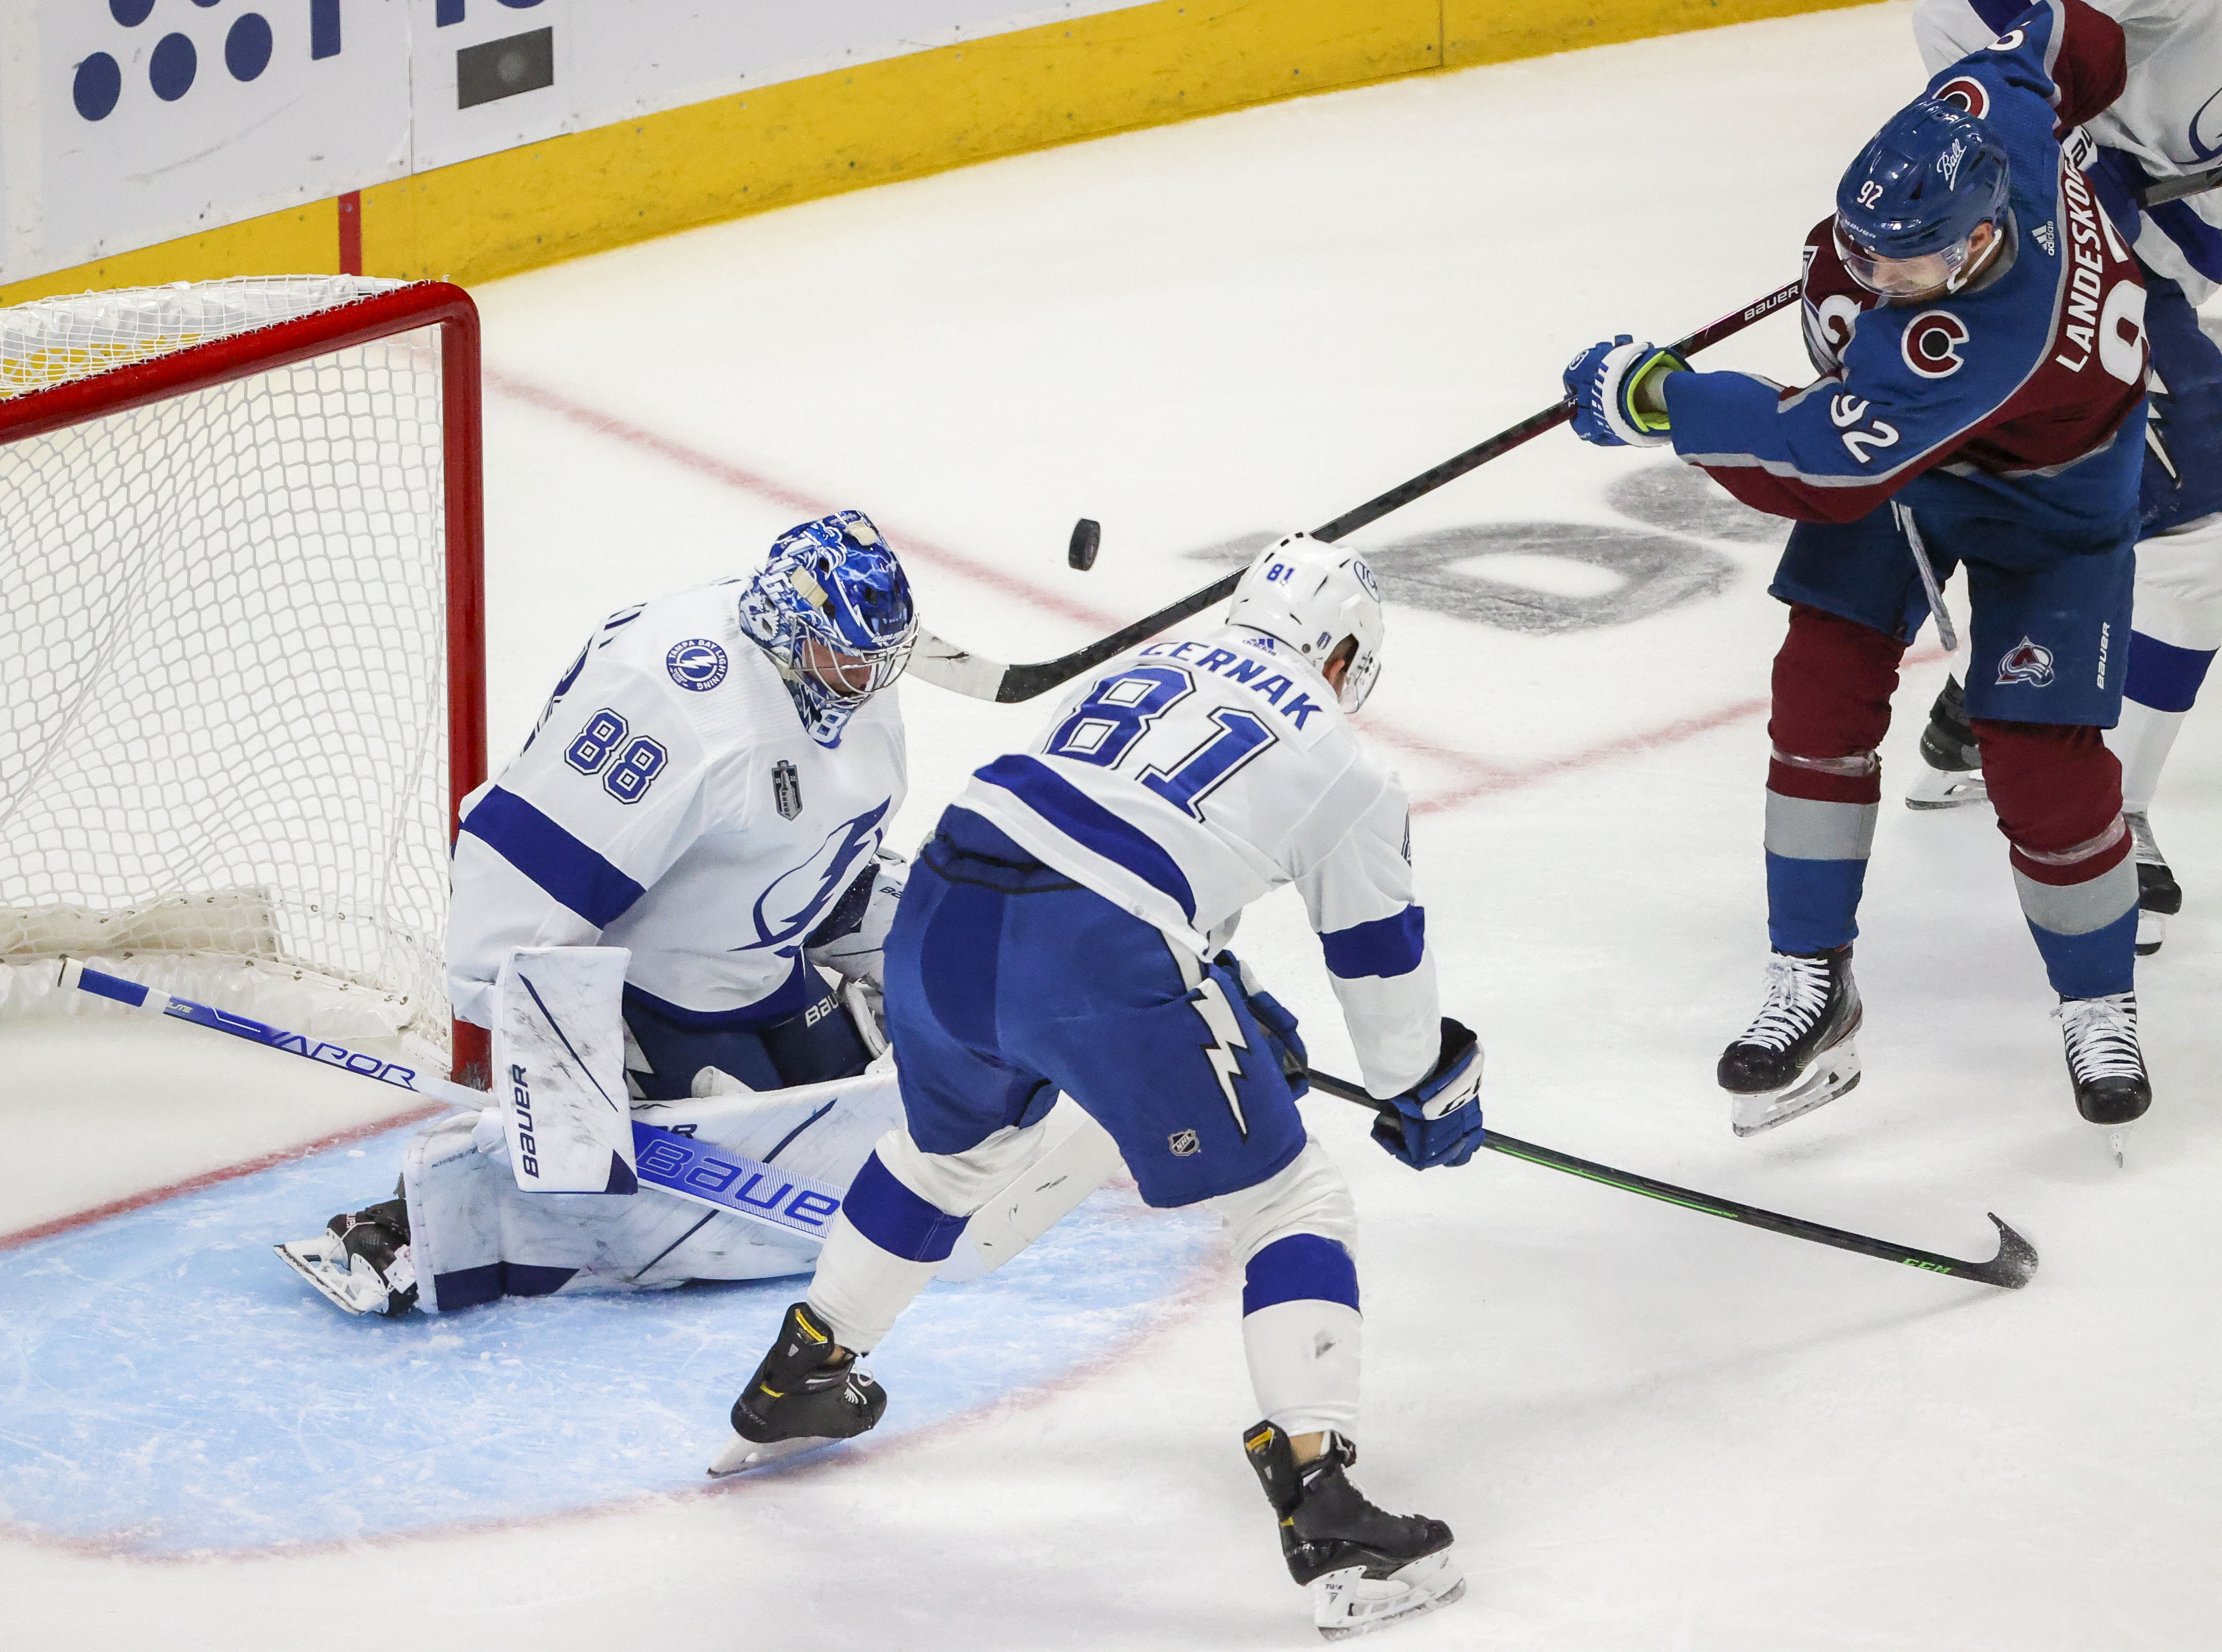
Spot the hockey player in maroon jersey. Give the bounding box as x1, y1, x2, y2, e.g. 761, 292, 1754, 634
1563, 0, 2153, 1154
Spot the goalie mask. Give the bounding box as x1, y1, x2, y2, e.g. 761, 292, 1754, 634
739, 510, 918, 746
1224, 533, 1385, 713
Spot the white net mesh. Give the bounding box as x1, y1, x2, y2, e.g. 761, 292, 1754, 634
0, 277, 459, 1057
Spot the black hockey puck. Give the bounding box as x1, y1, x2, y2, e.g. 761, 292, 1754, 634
1068, 518, 1100, 571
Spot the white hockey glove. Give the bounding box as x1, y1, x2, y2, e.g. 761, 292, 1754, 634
806, 849, 907, 989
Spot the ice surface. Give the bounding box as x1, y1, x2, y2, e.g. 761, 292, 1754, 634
5, 3, 2220, 1646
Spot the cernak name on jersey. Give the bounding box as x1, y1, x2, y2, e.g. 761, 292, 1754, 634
1041, 639, 1337, 822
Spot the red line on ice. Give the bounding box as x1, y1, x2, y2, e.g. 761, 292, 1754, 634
482, 366, 1826, 811
0, 1103, 444, 1254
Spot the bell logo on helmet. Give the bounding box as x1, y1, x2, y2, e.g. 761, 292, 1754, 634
1938, 138, 1967, 188
1996, 637, 2056, 688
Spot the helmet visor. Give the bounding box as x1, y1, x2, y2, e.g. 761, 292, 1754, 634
1834, 218, 1975, 299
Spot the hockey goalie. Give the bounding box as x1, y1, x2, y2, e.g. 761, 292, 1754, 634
280, 513, 1111, 1316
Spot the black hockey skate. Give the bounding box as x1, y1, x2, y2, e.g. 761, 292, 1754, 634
1905, 677, 1989, 810
1718, 945, 1862, 1137
709, 1301, 886, 1477
274, 1196, 418, 1318
1244, 1421, 1463, 1641
2126, 812, 2182, 957
2057, 992, 2150, 1166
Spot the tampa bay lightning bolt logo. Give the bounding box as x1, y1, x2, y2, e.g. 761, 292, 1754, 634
735, 802, 889, 954
1902, 310, 1970, 379
1996, 637, 2056, 688
666, 639, 728, 691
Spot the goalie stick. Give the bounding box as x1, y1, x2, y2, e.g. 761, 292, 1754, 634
57, 958, 842, 1241
1306, 1068, 2036, 1289
909, 278, 1804, 703
58, 959, 1114, 1273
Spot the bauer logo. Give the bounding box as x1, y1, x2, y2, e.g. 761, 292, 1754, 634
509, 1062, 540, 1178
1996, 637, 2057, 688
667, 639, 728, 691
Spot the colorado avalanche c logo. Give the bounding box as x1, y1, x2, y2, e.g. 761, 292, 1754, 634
1935, 76, 1990, 119
1903, 311, 1970, 378
1996, 637, 2056, 688
666, 639, 728, 691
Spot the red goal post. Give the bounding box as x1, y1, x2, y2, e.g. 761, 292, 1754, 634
0, 278, 489, 1082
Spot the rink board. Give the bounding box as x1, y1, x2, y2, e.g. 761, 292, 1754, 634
0, 1124, 1214, 1557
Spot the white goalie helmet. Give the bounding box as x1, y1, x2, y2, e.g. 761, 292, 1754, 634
1224, 533, 1385, 712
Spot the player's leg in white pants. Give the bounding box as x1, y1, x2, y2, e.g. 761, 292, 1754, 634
2110, 510, 2222, 812
809, 1125, 1363, 1438
805, 1119, 1054, 1351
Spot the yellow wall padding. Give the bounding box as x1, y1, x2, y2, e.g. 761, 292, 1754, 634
1, 0, 1875, 305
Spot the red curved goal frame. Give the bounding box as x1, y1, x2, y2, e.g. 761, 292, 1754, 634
0, 281, 490, 1083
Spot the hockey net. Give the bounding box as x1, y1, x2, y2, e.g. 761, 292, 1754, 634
0, 277, 485, 1072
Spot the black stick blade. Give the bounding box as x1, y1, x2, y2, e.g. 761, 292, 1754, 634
1068, 518, 1100, 571
1971, 1213, 2039, 1289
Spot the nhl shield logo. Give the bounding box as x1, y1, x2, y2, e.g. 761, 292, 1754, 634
773, 760, 803, 820
1996, 637, 2056, 688
1167, 1129, 1201, 1158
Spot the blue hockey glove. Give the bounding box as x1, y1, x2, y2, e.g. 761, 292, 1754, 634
1370, 1017, 1483, 1170
1563, 335, 1686, 448
1215, 950, 1309, 1098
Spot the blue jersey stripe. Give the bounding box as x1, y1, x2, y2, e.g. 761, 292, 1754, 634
460, 786, 646, 928
2149, 198, 2222, 285
2125, 630, 2216, 715
974, 755, 1198, 920
1319, 906, 1426, 980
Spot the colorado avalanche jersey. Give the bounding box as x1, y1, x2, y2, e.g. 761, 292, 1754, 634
1919, 0, 2222, 302
448, 581, 906, 1030
955, 624, 1439, 1096
1666, 0, 2148, 532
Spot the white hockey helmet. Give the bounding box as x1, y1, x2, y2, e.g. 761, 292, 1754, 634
1224, 533, 1385, 712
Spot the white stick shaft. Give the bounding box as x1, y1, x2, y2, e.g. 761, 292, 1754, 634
1893, 503, 1961, 655
59, 958, 483, 1107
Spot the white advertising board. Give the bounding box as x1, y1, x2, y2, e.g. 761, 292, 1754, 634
0, 0, 1138, 284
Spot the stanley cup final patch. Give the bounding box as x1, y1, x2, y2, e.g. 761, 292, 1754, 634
773, 760, 803, 820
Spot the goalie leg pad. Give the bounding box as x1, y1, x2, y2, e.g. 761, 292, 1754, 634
400, 1108, 822, 1311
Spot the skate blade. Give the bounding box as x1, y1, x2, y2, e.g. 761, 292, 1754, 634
2099, 1121, 2135, 1169
2135, 911, 2165, 957
1313, 1552, 1465, 1642
1731, 1047, 1861, 1138
1904, 770, 1989, 810
706, 1431, 842, 1478
273, 1237, 390, 1317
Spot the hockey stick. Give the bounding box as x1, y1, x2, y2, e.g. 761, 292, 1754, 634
1305, 1067, 2036, 1289
2138, 160, 2222, 209
909, 279, 1805, 704
56, 959, 841, 1243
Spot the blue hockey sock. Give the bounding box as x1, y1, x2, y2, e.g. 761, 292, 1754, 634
1763, 793, 1875, 954
2017, 861, 2138, 998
